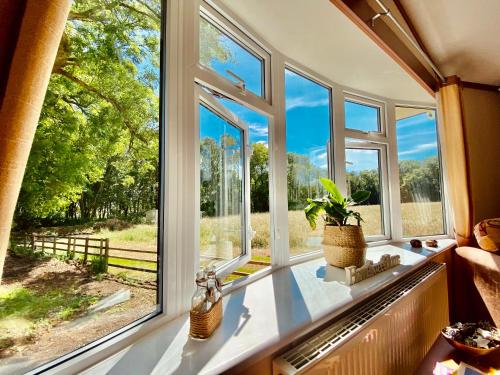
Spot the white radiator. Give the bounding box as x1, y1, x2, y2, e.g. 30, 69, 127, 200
273, 262, 448, 375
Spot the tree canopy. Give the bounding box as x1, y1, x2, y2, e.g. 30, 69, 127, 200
15, 0, 231, 228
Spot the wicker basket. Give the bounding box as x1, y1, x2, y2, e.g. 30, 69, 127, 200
189, 298, 223, 339
322, 225, 367, 268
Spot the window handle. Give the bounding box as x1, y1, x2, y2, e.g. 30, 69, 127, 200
226, 70, 246, 92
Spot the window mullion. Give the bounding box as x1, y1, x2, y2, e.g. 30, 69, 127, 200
386, 100, 403, 241
333, 89, 347, 196
270, 54, 289, 267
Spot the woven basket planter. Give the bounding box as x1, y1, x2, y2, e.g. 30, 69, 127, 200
189, 298, 222, 339
322, 225, 367, 268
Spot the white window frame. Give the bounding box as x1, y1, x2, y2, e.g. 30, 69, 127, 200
344, 93, 387, 137
195, 85, 253, 277
344, 140, 391, 241
199, 2, 272, 102
283, 65, 335, 260
393, 104, 451, 240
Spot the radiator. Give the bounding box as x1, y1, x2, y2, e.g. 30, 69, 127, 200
273, 262, 448, 375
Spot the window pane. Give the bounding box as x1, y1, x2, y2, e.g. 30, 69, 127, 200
285, 69, 331, 256
345, 100, 380, 132
345, 148, 383, 236
199, 104, 245, 270
3, 1, 161, 371
199, 16, 264, 97
214, 98, 271, 280
396, 107, 445, 236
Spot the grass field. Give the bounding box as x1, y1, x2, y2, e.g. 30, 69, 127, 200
201, 201, 444, 260
12, 202, 443, 281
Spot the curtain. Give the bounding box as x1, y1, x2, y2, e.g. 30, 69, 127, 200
0, 0, 71, 282
437, 77, 473, 246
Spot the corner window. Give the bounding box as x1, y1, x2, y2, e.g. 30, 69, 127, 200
396, 107, 445, 237
3, 1, 162, 372
285, 68, 332, 257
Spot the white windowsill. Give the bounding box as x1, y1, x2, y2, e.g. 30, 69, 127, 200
75, 239, 455, 375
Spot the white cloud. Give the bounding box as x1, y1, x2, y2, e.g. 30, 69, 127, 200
249, 122, 268, 137
398, 142, 437, 156
397, 130, 435, 141
286, 97, 329, 110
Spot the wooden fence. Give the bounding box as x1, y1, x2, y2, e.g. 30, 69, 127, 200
11, 234, 157, 273
11, 234, 271, 277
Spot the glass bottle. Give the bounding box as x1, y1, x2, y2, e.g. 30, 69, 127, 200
191, 270, 207, 312
206, 265, 220, 304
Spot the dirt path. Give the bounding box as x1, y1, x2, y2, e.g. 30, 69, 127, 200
0, 252, 157, 374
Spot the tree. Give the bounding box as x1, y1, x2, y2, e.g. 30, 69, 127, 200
250, 143, 269, 212
15, 0, 232, 227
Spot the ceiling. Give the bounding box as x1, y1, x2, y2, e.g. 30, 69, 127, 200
218, 0, 434, 103
401, 0, 500, 86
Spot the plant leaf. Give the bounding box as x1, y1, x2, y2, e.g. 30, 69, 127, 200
304, 200, 326, 230
351, 190, 371, 204
319, 178, 344, 204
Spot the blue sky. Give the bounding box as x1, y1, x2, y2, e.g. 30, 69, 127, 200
201, 30, 439, 173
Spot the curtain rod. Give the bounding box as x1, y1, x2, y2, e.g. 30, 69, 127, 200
370, 0, 446, 83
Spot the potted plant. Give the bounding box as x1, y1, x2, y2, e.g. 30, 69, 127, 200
304, 178, 370, 268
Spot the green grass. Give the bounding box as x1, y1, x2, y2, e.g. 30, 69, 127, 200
96, 224, 157, 249
0, 286, 97, 341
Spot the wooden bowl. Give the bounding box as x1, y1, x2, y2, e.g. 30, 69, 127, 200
441, 331, 500, 356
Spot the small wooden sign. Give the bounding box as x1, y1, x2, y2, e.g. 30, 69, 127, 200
345, 254, 400, 285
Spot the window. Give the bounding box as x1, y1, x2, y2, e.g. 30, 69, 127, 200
199, 96, 248, 271
285, 68, 332, 257
344, 97, 382, 133
216, 98, 271, 275
396, 107, 445, 237
2, 1, 162, 372
345, 146, 385, 236
197, 87, 271, 279
199, 14, 265, 97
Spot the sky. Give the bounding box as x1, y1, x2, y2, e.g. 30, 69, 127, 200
200, 27, 439, 174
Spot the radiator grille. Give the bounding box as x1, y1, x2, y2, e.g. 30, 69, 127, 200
279, 262, 443, 373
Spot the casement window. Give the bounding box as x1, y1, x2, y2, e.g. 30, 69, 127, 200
195, 4, 272, 277
345, 141, 390, 239
197, 86, 252, 275
395, 106, 446, 237
344, 95, 385, 135
198, 4, 271, 101
343, 94, 390, 241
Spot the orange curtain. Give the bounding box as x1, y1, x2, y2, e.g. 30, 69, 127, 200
0, 1, 71, 282
437, 77, 472, 246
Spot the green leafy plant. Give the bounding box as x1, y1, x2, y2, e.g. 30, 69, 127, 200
90, 255, 107, 275
304, 178, 370, 229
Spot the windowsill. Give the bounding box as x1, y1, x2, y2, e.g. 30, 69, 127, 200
80, 239, 456, 375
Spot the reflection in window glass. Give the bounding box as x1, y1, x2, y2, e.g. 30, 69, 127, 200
199, 104, 245, 270
199, 16, 264, 97
3, 1, 161, 371
217, 99, 270, 274
345, 149, 383, 236
396, 107, 444, 236
285, 69, 331, 256
345, 100, 380, 132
